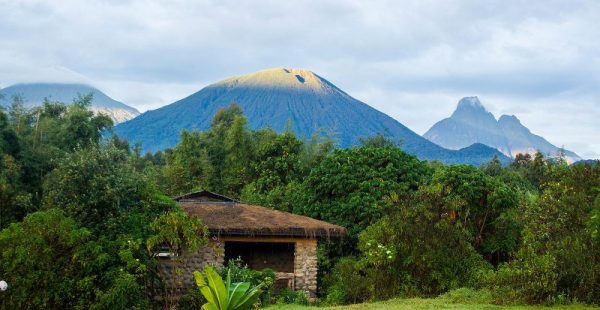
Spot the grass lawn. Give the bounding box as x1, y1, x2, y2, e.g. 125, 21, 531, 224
266, 298, 597, 310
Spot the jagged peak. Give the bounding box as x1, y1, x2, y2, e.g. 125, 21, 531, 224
457, 96, 485, 110
498, 114, 521, 124
498, 114, 533, 136
450, 96, 497, 122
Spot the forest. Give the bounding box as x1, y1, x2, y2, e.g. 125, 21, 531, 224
0, 97, 599, 309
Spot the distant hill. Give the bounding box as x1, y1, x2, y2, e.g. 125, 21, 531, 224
0, 83, 140, 124
424, 97, 581, 163
113, 68, 508, 165
573, 159, 599, 166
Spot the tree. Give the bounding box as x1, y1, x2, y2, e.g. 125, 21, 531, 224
358, 132, 400, 148
482, 161, 600, 304
0, 209, 92, 309
355, 199, 487, 298
147, 208, 208, 307
483, 155, 502, 177
43, 144, 152, 234
222, 115, 254, 196
294, 147, 431, 242
5, 96, 112, 209
0, 208, 158, 309
0, 154, 32, 229
160, 130, 214, 196
60, 94, 113, 150
0, 109, 20, 157
423, 165, 520, 263
324, 164, 521, 303
511, 153, 532, 168
241, 132, 304, 211
204, 103, 245, 192
0, 109, 32, 228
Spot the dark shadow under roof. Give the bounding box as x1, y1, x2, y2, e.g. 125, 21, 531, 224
175, 190, 238, 203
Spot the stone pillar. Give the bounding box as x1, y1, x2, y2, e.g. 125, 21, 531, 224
293, 239, 318, 298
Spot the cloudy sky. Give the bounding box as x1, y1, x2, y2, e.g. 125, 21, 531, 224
1, 0, 599, 158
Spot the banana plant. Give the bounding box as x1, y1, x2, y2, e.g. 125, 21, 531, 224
194, 266, 265, 310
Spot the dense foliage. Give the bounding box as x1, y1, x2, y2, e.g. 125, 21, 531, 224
294, 147, 431, 240
478, 162, 600, 304
1, 97, 599, 308
0, 97, 205, 309
323, 155, 600, 306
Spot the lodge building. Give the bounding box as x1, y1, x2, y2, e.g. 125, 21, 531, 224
157, 191, 346, 298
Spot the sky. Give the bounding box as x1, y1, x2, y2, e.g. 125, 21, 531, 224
1, 0, 599, 158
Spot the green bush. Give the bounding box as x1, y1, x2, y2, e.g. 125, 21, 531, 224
478, 249, 559, 304
357, 211, 490, 297
477, 162, 600, 305
275, 288, 309, 305
177, 287, 206, 310
323, 257, 373, 305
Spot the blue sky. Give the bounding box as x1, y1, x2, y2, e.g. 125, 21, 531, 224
1, 0, 599, 158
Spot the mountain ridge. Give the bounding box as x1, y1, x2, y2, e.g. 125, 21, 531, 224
424, 97, 581, 162
0, 83, 140, 124
114, 68, 508, 165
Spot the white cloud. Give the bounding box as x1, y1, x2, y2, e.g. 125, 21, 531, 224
0, 0, 598, 158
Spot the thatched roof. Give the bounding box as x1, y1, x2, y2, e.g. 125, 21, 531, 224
179, 201, 346, 238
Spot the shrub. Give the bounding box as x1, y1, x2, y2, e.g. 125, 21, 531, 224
357, 211, 490, 297
478, 164, 600, 305
275, 288, 309, 305
323, 257, 371, 305
177, 287, 206, 310
0, 210, 92, 309
477, 251, 559, 305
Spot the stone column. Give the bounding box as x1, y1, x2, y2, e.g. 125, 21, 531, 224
293, 239, 318, 298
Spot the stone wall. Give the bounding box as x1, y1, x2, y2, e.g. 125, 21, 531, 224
157, 239, 224, 293
293, 239, 318, 298
157, 236, 319, 298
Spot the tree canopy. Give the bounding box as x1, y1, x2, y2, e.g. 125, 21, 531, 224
1, 96, 600, 308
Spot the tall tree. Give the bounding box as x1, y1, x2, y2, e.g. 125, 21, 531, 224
294, 147, 431, 241
222, 114, 254, 196
160, 131, 214, 196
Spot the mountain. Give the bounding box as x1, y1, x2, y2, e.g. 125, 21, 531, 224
573, 159, 599, 166
0, 83, 140, 123
113, 68, 508, 165
424, 97, 581, 163
424, 97, 511, 155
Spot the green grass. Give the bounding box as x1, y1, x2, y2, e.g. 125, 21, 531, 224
266, 298, 597, 310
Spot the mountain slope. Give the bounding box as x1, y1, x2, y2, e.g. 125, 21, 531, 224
0, 83, 140, 123
114, 68, 508, 165
497, 115, 580, 161
424, 97, 581, 162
